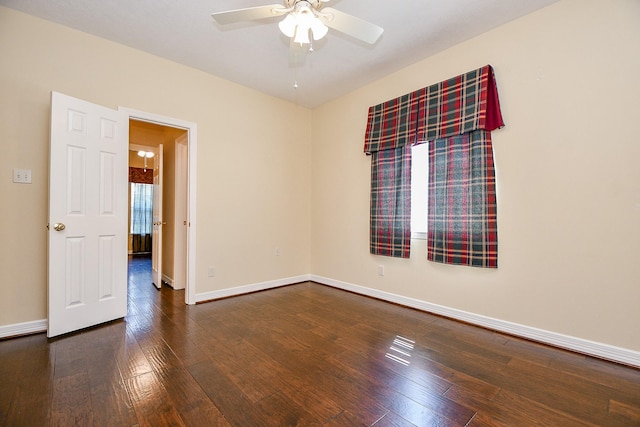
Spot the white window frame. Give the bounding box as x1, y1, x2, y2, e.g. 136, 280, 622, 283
411, 143, 429, 240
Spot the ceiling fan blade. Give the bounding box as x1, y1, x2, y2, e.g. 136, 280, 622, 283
319, 7, 383, 44
211, 4, 287, 25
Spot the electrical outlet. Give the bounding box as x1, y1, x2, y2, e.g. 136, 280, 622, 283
275, 247, 281, 257
378, 265, 385, 276
13, 169, 32, 184
207, 266, 216, 277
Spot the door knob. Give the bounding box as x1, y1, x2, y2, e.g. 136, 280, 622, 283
53, 223, 66, 231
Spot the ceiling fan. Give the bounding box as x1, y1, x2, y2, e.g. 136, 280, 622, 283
211, 0, 384, 47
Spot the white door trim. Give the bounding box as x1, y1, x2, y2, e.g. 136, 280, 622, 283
120, 107, 197, 305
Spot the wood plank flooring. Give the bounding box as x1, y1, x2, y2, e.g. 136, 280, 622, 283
1, 256, 639, 426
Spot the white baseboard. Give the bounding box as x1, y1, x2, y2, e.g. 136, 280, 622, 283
4, 276, 639, 368
195, 274, 311, 303
162, 273, 174, 287
310, 275, 640, 369
0, 319, 47, 339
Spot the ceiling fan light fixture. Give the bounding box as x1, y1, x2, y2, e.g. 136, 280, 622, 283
278, 13, 296, 37
278, 1, 327, 44
293, 26, 310, 45
212, 0, 384, 51
310, 17, 328, 40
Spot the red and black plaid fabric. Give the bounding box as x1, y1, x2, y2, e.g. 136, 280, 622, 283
428, 131, 498, 268
363, 91, 422, 154
415, 65, 503, 141
364, 65, 503, 153
370, 145, 412, 258
129, 167, 153, 184
364, 65, 503, 265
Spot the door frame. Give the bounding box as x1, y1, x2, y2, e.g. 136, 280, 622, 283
120, 107, 197, 305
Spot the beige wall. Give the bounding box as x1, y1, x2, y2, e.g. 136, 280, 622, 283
0, 6, 311, 326
310, 0, 640, 351
1, 0, 639, 355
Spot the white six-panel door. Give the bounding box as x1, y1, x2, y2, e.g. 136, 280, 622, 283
48, 92, 128, 338
173, 135, 188, 290
151, 143, 163, 289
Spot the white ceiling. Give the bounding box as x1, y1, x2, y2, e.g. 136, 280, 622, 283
0, 0, 558, 108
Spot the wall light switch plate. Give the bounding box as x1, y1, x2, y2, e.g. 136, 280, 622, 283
13, 169, 32, 184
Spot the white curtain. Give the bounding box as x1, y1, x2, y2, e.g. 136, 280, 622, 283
130, 183, 153, 235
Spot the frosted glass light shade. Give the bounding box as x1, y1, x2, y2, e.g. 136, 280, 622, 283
310, 18, 328, 40
294, 26, 310, 44
278, 14, 296, 37
278, 7, 328, 44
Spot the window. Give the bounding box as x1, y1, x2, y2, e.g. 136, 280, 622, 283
364, 65, 503, 266
130, 183, 153, 235
410, 143, 428, 239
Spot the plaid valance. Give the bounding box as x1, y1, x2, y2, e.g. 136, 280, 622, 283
364, 65, 504, 154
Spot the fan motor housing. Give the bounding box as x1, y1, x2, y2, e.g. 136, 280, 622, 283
284, 0, 322, 10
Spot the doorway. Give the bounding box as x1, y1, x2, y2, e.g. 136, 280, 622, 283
122, 107, 198, 305
47, 94, 198, 338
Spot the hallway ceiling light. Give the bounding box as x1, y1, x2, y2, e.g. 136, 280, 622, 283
137, 150, 154, 172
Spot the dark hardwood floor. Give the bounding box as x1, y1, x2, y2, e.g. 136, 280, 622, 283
1, 256, 639, 426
